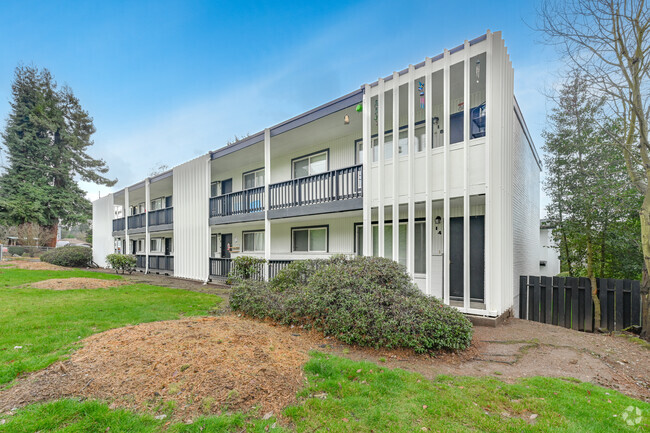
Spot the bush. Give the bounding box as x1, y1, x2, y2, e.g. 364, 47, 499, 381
230, 256, 266, 281
41, 246, 92, 268
230, 256, 473, 353
7, 246, 25, 256
106, 254, 136, 274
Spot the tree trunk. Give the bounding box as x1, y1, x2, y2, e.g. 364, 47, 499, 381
586, 236, 601, 330
639, 196, 650, 341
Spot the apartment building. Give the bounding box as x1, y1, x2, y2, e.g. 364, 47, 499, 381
93, 31, 543, 318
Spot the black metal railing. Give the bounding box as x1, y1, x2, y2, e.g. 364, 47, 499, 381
209, 258, 295, 281
127, 213, 146, 229
148, 255, 174, 272
149, 207, 173, 226
135, 254, 146, 268
209, 187, 265, 218
112, 218, 125, 232
269, 164, 362, 210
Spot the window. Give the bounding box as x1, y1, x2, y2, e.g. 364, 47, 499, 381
150, 197, 165, 211
150, 238, 163, 253
398, 130, 408, 155
371, 223, 407, 267
243, 231, 264, 252
210, 181, 218, 197
243, 169, 264, 190
414, 222, 426, 273
449, 61, 465, 144
469, 52, 486, 139
137, 239, 144, 253
292, 226, 327, 252
356, 140, 363, 164
355, 221, 423, 271
415, 124, 426, 152
293, 151, 328, 178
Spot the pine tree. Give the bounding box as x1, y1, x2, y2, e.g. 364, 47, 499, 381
0, 66, 116, 242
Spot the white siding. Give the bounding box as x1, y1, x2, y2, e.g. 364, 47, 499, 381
92, 194, 114, 268
539, 227, 560, 277
173, 155, 210, 280
512, 115, 541, 316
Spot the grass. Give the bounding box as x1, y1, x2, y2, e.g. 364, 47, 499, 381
0, 268, 221, 385
1, 353, 648, 432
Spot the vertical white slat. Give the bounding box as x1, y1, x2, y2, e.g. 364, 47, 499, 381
264, 128, 271, 279
145, 179, 151, 273
92, 194, 114, 268
124, 187, 130, 256
463, 40, 471, 310
425, 57, 433, 295
392, 72, 399, 263
484, 30, 493, 313
362, 85, 372, 256
377, 78, 385, 258
442, 49, 451, 305
407, 65, 415, 276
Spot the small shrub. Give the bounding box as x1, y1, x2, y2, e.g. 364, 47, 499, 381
230, 256, 473, 353
230, 255, 266, 281
106, 254, 136, 274
41, 246, 92, 268
7, 246, 25, 256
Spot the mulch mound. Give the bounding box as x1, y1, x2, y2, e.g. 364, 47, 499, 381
3, 260, 69, 271
28, 278, 126, 290
0, 316, 320, 419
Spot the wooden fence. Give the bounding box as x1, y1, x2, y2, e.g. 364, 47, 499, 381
519, 276, 642, 332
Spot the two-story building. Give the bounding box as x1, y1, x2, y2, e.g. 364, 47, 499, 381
93, 31, 543, 319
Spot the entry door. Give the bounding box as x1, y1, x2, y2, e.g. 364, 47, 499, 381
164, 238, 172, 256
131, 240, 137, 255
470, 216, 485, 302
220, 233, 232, 277
449, 217, 464, 300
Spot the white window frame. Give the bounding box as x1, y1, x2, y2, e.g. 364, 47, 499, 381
150, 238, 163, 253
150, 197, 165, 211
242, 231, 265, 252
243, 169, 264, 190
292, 151, 328, 178
291, 226, 328, 253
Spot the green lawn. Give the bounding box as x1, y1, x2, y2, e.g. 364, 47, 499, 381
0, 268, 221, 384
1, 353, 648, 432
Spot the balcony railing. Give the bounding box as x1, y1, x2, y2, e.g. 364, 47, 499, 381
149, 207, 173, 226
135, 254, 146, 268
128, 213, 146, 229
269, 164, 362, 210
112, 218, 125, 232
209, 258, 294, 281
149, 255, 174, 272
210, 187, 264, 218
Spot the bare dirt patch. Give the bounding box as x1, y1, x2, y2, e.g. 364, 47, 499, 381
0, 316, 322, 420
27, 278, 126, 290
2, 259, 71, 271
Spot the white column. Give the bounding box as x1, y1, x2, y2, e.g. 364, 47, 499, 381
392, 72, 399, 263
124, 187, 130, 256
407, 65, 415, 276
362, 85, 372, 256
377, 78, 385, 258
425, 57, 433, 295
264, 128, 271, 280
145, 179, 150, 274
463, 40, 471, 311
442, 49, 451, 305
484, 30, 493, 313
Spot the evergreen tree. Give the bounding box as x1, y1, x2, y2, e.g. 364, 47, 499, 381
0, 66, 116, 240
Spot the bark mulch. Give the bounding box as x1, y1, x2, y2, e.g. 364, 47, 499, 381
1, 260, 68, 271
27, 278, 127, 290
0, 316, 325, 420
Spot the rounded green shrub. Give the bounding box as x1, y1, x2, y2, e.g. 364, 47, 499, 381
41, 246, 92, 268
230, 256, 473, 353
7, 246, 25, 256
106, 254, 136, 274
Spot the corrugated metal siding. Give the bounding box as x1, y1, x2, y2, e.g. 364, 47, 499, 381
92, 194, 114, 267
173, 155, 210, 280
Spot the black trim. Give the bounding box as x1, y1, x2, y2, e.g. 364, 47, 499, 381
291, 149, 330, 179
291, 225, 329, 253
242, 168, 264, 190
242, 229, 265, 253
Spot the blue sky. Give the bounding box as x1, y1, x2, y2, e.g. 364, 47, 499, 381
0, 0, 558, 208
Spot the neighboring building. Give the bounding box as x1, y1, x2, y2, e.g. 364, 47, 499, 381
93, 31, 543, 319
539, 220, 561, 277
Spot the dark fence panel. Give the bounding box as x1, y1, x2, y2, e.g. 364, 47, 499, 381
135, 254, 146, 268
520, 275, 641, 332
149, 207, 173, 226
112, 218, 125, 232
148, 255, 174, 272
127, 214, 146, 229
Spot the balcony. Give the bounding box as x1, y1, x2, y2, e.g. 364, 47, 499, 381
112, 217, 125, 232
149, 207, 173, 232
268, 164, 362, 218
209, 258, 293, 280
209, 187, 264, 224
149, 255, 174, 273
128, 213, 146, 231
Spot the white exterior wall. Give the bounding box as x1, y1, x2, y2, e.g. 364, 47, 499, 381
539, 227, 560, 277
511, 113, 541, 317
173, 155, 210, 280
92, 194, 114, 268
